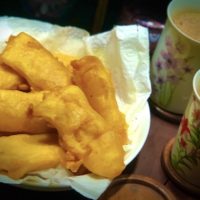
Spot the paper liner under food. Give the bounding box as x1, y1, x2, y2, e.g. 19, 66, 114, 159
0, 16, 151, 200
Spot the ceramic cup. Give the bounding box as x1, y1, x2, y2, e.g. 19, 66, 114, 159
171, 69, 200, 187
150, 0, 200, 115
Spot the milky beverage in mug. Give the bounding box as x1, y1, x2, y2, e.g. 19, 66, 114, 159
150, 0, 200, 115
172, 9, 200, 42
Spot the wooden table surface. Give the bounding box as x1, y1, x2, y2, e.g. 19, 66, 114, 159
122, 107, 199, 200
0, 105, 199, 200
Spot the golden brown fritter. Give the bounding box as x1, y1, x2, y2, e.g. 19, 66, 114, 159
0, 58, 29, 91
1, 32, 72, 91
72, 56, 127, 144
0, 133, 65, 179
33, 85, 125, 178
0, 90, 52, 133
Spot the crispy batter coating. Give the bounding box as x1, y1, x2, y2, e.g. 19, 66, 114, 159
0, 133, 65, 179
1, 32, 71, 90
0, 90, 51, 133
71, 56, 127, 144
0, 33, 127, 180
0, 58, 29, 91
33, 85, 125, 178
53, 52, 77, 74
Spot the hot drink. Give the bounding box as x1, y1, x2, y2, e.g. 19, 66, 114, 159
172, 9, 200, 42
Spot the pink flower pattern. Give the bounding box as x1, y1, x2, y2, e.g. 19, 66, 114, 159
151, 36, 194, 106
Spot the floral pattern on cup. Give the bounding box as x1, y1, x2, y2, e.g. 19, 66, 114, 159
171, 94, 200, 174
151, 35, 194, 107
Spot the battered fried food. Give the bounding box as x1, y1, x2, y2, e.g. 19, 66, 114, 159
83, 130, 125, 178
0, 32, 127, 180
0, 59, 29, 91
0, 90, 51, 133
33, 85, 125, 178
0, 133, 65, 179
71, 56, 127, 144
53, 52, 77, 73
1, 32, 71, 90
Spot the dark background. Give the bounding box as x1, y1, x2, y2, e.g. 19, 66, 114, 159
0, 0, 170, 33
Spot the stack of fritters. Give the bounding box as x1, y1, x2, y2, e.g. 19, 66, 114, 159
0, 32, 127, 179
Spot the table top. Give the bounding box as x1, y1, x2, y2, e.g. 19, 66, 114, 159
0, 103, 199, 200
123, 106, 199, 200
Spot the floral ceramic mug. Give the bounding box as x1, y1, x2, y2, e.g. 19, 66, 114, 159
150, 0, 200, 115
171, 69, 200, 187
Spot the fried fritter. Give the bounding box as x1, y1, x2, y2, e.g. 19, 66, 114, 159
0, 90, 51, 133
83, 130, 125, 178
33, 85, 125, 179
1, 32, 71, 90
71, 56, 127, 144
0, 33, 127, 180
0, 59, 29, 91
0, 133, 65, 179
53, 52, 77, 73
